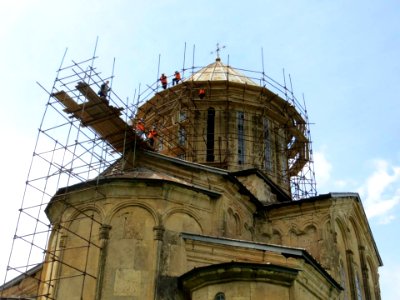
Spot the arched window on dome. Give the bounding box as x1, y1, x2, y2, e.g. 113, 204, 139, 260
277, 128, 288, 182
263, 117, 272, 170
237, 111, 245, 165
179, 110, 187, 122
178, 126, 186, 146
214, 292, 225, 300
206, 107, 215, 162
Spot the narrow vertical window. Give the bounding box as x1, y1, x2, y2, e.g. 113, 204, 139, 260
178, 127, 186, 146
263, 118, 272, 170
207, 107, 215, 162
278, 129, 287, 181
179, 110, 187, 122
237, 111, 245, 165
355, 271, 363, 300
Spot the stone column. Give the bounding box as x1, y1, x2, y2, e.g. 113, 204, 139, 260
346, 250, 356, 300
95, 224, 111, 300
153, 225, 165, 300
359, 245, 371, 300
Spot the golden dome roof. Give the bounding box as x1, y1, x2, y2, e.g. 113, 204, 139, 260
185, 58, 258, 86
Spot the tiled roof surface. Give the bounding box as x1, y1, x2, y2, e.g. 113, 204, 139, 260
185, 58, 258, 86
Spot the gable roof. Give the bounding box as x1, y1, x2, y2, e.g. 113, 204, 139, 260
265, 192, 383, 266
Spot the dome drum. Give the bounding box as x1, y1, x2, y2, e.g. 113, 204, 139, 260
135, 61, 309, 196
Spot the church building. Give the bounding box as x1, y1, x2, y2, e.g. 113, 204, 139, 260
0, 55, 382, 299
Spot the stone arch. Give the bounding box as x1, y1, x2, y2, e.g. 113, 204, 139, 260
271, 229, 282, 245
243, 221, 253, 240
163, 207, 203, 234
101, 204, 158, 299
108, 202, 159, 240
319, 218, 337, 271
303, 224, 318, 256
348, 216, 362, 245
60, 207, 103, 250
346, 216, 362, 266
256, 218, 275, 243
335, 217, 350, 250
322, 217, 333, 238
225, 208, 241, 237
303, 223, 318, 233
234, 212, 241, 232
288, 222, 313, 237
106, 201, 160, 227
55, 208, 102, 300
62, 204, 104, 228
289, 223, 318, 258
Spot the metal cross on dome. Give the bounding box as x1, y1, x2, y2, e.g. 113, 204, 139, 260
211, 43, 226, 59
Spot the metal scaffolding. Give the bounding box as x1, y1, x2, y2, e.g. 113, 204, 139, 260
1, 47, 317, 299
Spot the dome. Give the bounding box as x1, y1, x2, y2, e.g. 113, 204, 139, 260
185, 58, 258, 86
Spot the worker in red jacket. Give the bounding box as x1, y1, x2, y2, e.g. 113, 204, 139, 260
160, 74, 168, 89
199, 88, 206, 99
147, 127, 158, 146
135, 119, 146, 139
172, 71, 181, 86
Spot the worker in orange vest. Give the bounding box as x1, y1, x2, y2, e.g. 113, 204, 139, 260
160, 73, 168, 89
199, 88, 206, 99
147, 127, 158, 147
135, 119, 146, 139
172, 71, 181, 86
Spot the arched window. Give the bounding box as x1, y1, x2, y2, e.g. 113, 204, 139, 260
179, 110, 187, 122
278, 128, 287, 182
178, 127, 186, 145
354, 271, 363, 300
206, 107, 215, 162
237, 111, 245, 164
214, 292, 225, 300
263, 118, 272, 170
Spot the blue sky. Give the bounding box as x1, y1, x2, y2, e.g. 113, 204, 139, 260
0, 1, 399, 298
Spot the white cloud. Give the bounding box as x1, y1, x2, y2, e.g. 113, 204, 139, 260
313, 149, 354, 192
378, 214, 395, 225
332, 179, 347, 188
380, 262, 400, 299
314, 150, 400, 221
314, 150, 332, 188
358, 159, 400, 220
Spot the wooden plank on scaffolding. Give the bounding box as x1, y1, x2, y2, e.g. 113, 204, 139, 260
52, 82, 152, 153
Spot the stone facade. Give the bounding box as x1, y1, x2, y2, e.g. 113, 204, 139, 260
29, 149, 379, 299
0, 264, 42, 299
